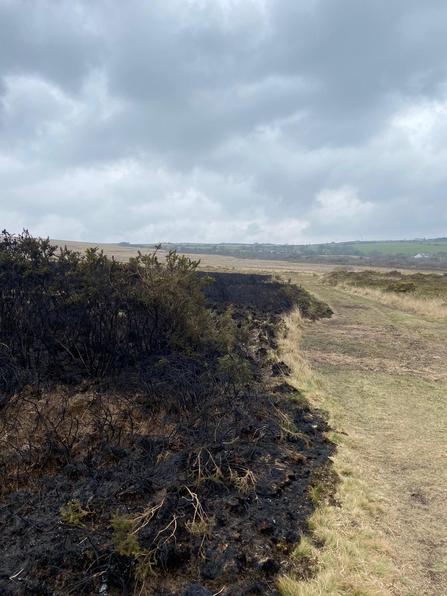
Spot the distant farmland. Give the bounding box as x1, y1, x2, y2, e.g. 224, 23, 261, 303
133, 238, 447, 258
346, 239, 447, 256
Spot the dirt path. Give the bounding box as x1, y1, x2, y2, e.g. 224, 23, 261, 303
291, 275, 447, 596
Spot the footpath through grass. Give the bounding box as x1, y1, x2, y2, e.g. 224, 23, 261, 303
283, 273, 447, 596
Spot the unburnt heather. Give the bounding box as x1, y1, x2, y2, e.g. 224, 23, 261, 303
323, 268, 447, 299
0, 232, 334, 595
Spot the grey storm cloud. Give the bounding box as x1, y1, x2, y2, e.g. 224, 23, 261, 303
1, 0, 447, 243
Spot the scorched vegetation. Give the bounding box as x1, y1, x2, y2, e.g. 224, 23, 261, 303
0, 231, 334, 596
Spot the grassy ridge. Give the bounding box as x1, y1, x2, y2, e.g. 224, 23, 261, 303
323, 269, 447, 300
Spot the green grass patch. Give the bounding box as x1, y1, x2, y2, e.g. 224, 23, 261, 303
347, 240, 447, 256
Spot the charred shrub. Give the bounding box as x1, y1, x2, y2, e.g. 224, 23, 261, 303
0, 232, 336, 595
0, 231, 220, 395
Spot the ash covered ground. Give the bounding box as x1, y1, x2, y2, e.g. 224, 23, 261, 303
0, 272, 334, 596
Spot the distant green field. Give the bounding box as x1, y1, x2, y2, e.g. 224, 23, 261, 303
125, 239, 447, 259
165, 240, 447, 256
347, 240, 447, 256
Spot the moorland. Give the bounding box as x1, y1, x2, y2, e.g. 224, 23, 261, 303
0, 231, 333, 595
1, 232, 446, 596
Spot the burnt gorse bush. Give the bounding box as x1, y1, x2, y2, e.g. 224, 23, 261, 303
0, 233, 336, 595
0, 230, 222, 396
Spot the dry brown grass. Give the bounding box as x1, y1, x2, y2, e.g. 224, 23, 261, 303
336, 284, 447, 321
50, 239, 161, 262
288, 275, 447, 595
277, 309, 396, 596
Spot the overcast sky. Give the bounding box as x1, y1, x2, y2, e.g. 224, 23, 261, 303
1, 0, 446, 244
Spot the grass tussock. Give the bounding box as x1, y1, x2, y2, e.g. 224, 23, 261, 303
277, 309, 396, 596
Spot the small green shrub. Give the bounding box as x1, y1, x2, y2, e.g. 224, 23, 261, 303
111, 513, 141, 557
60, 499, 89, 527
386, 281, 417, 293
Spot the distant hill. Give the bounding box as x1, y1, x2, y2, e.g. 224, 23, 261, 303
112, 238, 447, 270
45, 237, 447, 270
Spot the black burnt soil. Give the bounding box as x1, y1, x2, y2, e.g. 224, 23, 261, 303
0, 273, 335, 596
